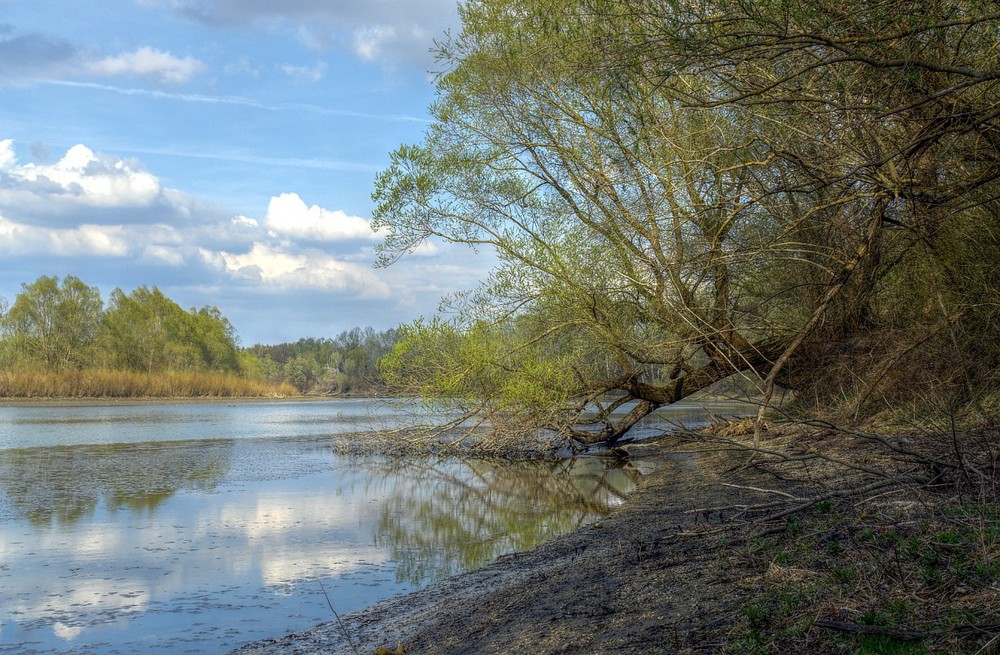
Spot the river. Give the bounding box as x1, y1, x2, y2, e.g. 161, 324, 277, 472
0, 398, 748, 654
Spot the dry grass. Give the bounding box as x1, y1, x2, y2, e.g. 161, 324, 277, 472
685, 421, 1000, 654
0, 368, 298, 398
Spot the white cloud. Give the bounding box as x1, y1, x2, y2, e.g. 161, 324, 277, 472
279, 61, 327, 82
0, 139, 486, 341
0, 142, 161, 210
232, 214, 259, 228
0, 26, 204, 85
84, 47, 205, 84
264, 192, 385, 242
353, 26, 395, 61
408, 240, 439, 257
203, 242, 391, 295
0, 139, 15, 169
142, 244, 185, 265
352, 24, 430, 63
0, 213, 130, 256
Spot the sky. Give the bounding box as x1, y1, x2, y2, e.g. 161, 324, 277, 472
0, 0, 493, 344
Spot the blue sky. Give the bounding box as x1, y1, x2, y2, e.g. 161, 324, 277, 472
0, 0, 491, 344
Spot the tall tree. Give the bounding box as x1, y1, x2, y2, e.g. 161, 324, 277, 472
612, 0, 1000, 411
373, 0, 1000, 450
374, 0, 786, 450
1, 275, 103, 370
100, 286, 243, 374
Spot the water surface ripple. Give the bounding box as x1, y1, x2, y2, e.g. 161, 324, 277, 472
0, 399, 729, 655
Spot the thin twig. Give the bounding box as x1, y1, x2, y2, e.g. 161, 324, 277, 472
317, 578, 361, 655
974, 632, 1000, 655
719, 482, 803, 499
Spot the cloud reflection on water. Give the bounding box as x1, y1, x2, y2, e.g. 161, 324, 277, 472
0, 400, 667, 654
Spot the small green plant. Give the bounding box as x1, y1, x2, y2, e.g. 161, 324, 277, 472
743, 602, 772, 631
786, 516, 803, 536
832, 563, 857, 584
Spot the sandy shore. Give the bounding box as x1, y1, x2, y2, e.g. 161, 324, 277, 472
227, 438, 774, 655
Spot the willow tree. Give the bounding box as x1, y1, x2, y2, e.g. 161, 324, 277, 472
612, 0, 1000, 416
373, 0, 1000, 450
1, 275, 104, 371
374, 0, 796, 450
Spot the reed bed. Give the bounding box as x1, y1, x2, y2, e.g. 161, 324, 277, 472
0, 368, 297, 399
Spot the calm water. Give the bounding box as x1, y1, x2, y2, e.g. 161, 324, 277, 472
0, 399, 745, 655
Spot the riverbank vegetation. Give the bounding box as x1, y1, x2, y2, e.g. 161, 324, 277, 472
0, 275, 295, 398
249, 327, 399, 394
0, 368, 292, 399
0, 274, 400, 398
373, 0, 1000, 453
366, 0, 1000, 651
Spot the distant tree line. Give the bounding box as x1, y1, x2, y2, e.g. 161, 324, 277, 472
0, 275, 258, 376
0, 274, 400, 397
249, 327, 399, 394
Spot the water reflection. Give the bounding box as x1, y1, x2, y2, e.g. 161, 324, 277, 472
0, 399, 667, 655
0, 440, 232, 525
353, 456, 644, 584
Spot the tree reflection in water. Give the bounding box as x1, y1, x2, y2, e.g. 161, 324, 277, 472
348, 456, 648, 585
0, 439, 232, 525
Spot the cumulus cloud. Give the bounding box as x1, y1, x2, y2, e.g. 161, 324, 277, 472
202, 242, 391, 295
84, 47, 205, 84
0, 26, 202, 85
0, 140, 162, 214
0, 213, 129, 256
264, 192, 385, 242
0, 138, 477, 340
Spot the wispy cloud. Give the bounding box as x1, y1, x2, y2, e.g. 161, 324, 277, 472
144, 0, 460, 69
42, 79, 431, 123
279, 61, 326, 82
120, 145, 383, 173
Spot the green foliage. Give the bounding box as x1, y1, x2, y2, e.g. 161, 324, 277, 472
372, 0, 1000, 448
99, 286, 244, 375
250, 327, 399, 394
1, 275, 103, 371
0, 275, 274, 394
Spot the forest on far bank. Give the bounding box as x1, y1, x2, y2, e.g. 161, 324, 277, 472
0, 274, 398, 398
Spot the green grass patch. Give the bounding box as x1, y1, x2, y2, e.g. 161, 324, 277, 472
725, 497, 1000, 654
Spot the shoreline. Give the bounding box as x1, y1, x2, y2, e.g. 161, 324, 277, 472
227, 426, 1000, 655
0, 395, 343, 408
227, 436, 770, 655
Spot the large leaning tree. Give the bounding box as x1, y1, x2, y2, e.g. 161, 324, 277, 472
372, 0, 1000, 452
